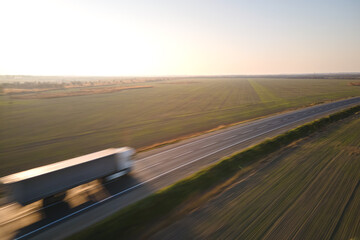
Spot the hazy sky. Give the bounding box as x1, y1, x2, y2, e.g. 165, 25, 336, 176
0, 0, 359, 76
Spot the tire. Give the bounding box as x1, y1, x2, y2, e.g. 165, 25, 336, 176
43, 192, 67, 205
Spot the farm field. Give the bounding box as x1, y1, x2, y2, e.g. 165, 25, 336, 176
1, 77, 360, 177
152, 114, 360, 240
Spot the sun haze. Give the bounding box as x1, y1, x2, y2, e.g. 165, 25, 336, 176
0, 0, 359, 76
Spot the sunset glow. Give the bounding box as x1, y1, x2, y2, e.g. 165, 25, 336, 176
0, 0, 359, 76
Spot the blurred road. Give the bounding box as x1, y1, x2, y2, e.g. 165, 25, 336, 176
1, 97, 360, 240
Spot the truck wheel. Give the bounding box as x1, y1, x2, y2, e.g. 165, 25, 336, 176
43, 192, 67, 205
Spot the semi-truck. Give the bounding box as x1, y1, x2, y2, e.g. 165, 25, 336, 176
0, 147, 135, 205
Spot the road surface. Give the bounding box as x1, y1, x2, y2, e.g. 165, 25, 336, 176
0, 97, 360, 240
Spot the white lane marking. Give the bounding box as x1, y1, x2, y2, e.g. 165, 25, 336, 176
135, 162, 162, 173
2, 106, 298, 224
173, 151, 193, 159
14, 108, 329, 239
136, 150, 194, 172
136, 134, 229, 163
135, 97, 360, 164
224, 135, 236, 140
14, 99, 360, 239
200, 142, 217, 148
239, 130, 252, 134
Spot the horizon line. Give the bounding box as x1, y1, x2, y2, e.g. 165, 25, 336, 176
1, 72, 360, 79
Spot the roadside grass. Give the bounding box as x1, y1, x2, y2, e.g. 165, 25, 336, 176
1, 77, 360, 176
153, 108, 360, 240
69, 104, 360, 240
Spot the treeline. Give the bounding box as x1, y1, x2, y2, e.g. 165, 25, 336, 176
1, 78, 169, 89
1, 80, 117, 89
1, 82, 66, 89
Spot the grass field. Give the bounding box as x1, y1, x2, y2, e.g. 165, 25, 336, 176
12, 85, 154, 99
152, 114, 360, 240
1, 77, 360, 176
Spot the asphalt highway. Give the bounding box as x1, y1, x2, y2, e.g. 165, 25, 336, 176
1, 97, 360, 240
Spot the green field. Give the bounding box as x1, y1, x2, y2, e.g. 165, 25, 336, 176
153, 113, 360, 240
1, 77, 360, 176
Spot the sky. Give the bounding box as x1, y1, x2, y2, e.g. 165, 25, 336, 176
0, 0, 359, 76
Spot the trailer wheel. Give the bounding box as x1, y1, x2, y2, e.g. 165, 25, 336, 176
43, 192, 67, 205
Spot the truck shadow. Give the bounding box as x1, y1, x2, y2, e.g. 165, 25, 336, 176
14, 175, 152, 239
101, 174, 141, 196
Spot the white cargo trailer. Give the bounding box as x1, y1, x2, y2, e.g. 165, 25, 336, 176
0, 147, 135, 205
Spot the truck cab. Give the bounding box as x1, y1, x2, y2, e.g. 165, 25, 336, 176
104, 147, 135, 181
